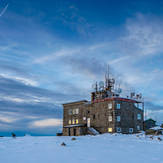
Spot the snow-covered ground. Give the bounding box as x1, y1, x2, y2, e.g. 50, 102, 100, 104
0, 134, 163, 163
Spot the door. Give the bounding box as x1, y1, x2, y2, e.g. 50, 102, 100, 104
73, 128, 76, 136
68, 128, 71, 136
87, 118, 90, 127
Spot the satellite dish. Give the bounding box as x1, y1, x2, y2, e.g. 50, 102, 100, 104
99, 81, 104, 90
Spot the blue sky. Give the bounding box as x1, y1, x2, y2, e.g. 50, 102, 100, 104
0, 0, 163, 136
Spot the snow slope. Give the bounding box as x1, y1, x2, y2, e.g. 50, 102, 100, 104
0, 134, 163, 163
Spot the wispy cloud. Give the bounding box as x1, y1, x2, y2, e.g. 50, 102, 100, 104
30, 118, 62, 128
0, 73, 38, 86
119, 13, 163, 56
34, 48, 81, 64
0, 4, 8, 17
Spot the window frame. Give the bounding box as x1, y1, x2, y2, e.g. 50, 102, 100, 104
137, 125, 140, 130
76, 108, 79, 114
137, 113, 141, 120
72, 109, 76, 115
116, 127, 121, 133
108, 115, 113, 122
117, 116, 121, 122
68, 119, 71, 125
76, 119, 79, 124
108, 103, 112, 109
83, 117, 86, 121
108, 128, 113, 132
116, 103, 121, 109
72, 119, 75, 124
129, 128, 133, 133
68, 109, 72, 115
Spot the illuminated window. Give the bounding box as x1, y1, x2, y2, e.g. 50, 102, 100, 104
137, 114, 141, 120
68, 120, 71, 124
137, 125, 140, 130
129, 128, 133, 133
108, 103, 112, 109
117, 103, 121, 109
72, 119, 75, 124
108, 128, 112, 132
68, 109, 72, 115
76, 119, 79, 124
116, 127, 121, 133
108, 116, 112, 122
117, 116, 121, 122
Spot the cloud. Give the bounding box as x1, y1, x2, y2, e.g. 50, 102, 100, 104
119, 13, 163, 56
0, 74, 64, 135
30, 118, 62, 128
34, 48, 81, 64
55, 4, 95, 38
0, 73, 38, 86
0, 115, 17, 123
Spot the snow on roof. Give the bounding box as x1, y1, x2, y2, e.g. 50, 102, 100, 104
150, 126, 163, 130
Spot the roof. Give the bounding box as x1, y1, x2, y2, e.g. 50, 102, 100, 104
92, 97, 142, 104
63, 100, 88, 106
144, 119, 156, 123
150, 126, 163, 130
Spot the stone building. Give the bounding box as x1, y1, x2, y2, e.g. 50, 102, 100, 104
62, 72, 144, 136
144, 118, 156, 131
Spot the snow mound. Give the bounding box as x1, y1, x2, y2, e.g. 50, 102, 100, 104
0, 134, 163, 163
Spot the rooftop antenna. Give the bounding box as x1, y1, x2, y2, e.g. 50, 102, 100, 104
105, 64, 110, 88
95, 82, 98, 92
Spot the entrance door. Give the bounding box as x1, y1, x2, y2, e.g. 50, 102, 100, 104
73, 128, 76, 136
68, 128, 71, 136
87, 118, 90, 127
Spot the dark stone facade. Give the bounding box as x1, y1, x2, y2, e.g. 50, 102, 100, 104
62, 98, 144, 136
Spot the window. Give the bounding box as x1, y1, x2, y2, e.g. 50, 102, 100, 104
68, 109, 72, 115
72, 108, 79, 115
68, 120, 71, 124
93, 114, 95, 120
76, 108, 79, 114
83, 117, 86, 121
134, 103, 143, 110
108, 103, 112, 109
108, 116, 112, 122
108, 128, 112, 132
137, 114, 141, 120
76, 119, 79, 124
116, 127, 121, 133
73, 109, 76, 115
129, 128, 133, 133
117, 116, 121, 122
72, 119, 75, 124
117, 103, 121, 109
137, 125, 140, 130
